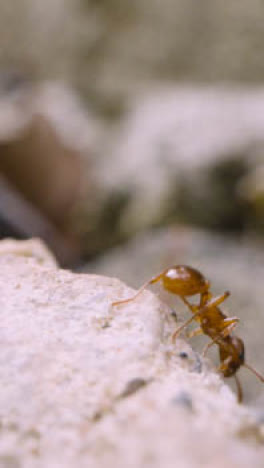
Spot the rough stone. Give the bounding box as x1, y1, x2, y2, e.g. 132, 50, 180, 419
0, 240, 263, 467
0, 238, 57, 267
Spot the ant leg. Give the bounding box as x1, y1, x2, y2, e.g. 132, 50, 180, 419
112, 273, 163, 307
186, 327, 203, 339
180, 296, 199, 313
202, 319, 239, 357
234, 374, 243, 403
183, 291, 230, 322
243, 363, 264, 382
177, 292, 231, 342
206, 291, 230, 309
172, 295, 207, 342
217, 356, 232, 374
171, 309, 202, 342
203, 318, 239, 357
199, 290, 212, 307
221, 318, 239, 337
202, 339, 217, 357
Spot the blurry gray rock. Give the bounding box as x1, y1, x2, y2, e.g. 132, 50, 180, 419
99, 86, 264, 235
0, 75, 102, 160
1, 1, 264, 108
0, 239, 264, 467
2, 1, 264, 250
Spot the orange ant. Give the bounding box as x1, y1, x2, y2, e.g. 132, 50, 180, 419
112, 265, 264, 402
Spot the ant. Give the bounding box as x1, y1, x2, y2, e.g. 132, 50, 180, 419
112, 265, 264, 402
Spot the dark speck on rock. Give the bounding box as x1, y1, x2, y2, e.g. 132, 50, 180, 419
92, 411, 103, 422
191, 352, 203, 374
171, 391, 193, 411
118, 378, 151, 399
179, 351, 189, 359
102, 321, 111, 329
170, 311, 177, 321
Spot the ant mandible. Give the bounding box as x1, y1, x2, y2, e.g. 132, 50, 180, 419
112, 265, 264, 402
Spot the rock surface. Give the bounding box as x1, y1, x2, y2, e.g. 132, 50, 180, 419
0, 237, 58, 267
0, 240, 263, 467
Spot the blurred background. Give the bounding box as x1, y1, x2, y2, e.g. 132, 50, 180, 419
0, 0, 264, 406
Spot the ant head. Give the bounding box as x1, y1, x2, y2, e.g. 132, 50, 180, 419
163, 265, 210, 297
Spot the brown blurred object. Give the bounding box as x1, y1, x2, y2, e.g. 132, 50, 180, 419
0, 114, 82, 231
0, 177, 80, 266
0, 70, 96, 265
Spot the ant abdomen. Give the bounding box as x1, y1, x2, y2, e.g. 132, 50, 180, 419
218, 335, 245, 378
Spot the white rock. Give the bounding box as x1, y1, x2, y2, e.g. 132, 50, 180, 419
0, 238, 58, 267
0, 243, 263, 467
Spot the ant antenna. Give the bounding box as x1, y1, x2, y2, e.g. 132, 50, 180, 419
244, 363, 264, 382
112, 274, 163, 307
